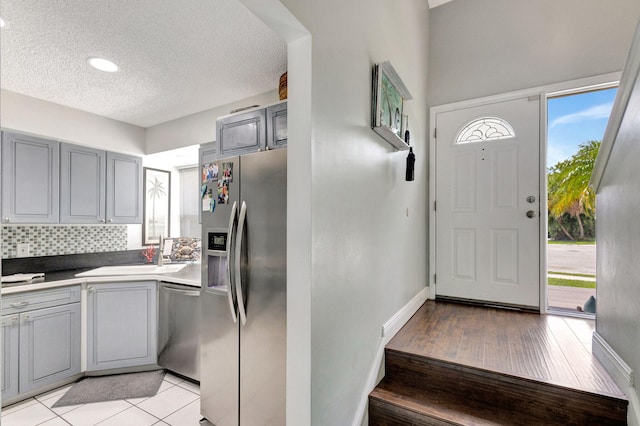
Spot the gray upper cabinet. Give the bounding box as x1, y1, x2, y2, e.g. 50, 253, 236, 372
87, 281, 157, 371
1, 131, 142, 224
60, 143, 107, 223
1, 132, 60, 223
266, 102, 287, 149
217, 109, 266, 159
106, 152, 143, 224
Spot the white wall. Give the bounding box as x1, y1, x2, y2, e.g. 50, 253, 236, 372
270, 1, 430, 424
594, 22, 640, 420
0, 89, 146, 155
428, 0, 640, 108
144, 90, 279, 153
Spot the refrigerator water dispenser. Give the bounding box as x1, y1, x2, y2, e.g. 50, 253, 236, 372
206, 229, 229, 290
207, 255, 228, 290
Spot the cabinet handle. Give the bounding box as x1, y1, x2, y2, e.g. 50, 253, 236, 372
4, 218, 10, 222
100, 218, 105, 223
23, 315, 29, 322
107, 219, 113, 223
10, 301, 29, 309
88, 286, 95, 292
2, 317, 18, 326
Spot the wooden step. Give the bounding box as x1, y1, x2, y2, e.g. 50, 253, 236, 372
370, 380, 545, 426
369, 348, 627, 426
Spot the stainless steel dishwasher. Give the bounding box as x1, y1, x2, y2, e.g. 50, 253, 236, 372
158, 282, 200, 382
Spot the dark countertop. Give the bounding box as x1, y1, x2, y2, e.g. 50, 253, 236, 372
2, 262, 201, 295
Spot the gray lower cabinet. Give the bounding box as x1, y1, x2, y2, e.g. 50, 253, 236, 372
106, 152, 143, 224
266, 101, 287, 149
87, 281, 157, 371
1, 286, 81, 401
1, 315, 19, 400
19, 303, 81, 394
1, 132, 60, 223
60, 143, 107, 223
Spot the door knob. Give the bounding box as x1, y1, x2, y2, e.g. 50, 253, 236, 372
526, 210, 536, 218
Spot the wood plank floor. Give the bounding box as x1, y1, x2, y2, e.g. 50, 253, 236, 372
386, 300, 624, 399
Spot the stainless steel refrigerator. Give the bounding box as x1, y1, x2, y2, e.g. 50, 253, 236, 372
200, 148, 286, 426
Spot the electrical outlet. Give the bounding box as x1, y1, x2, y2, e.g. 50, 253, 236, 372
17, 243, 30, 257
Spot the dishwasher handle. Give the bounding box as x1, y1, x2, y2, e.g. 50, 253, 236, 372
160, 284, 200, 297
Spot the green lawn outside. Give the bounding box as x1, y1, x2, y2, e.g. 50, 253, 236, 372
548, 277, 596, 289
548, 271, 596, 278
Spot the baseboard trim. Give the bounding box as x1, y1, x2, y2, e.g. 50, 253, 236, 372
592, 332, 633, 390
352, 287, 429, 426
381, 287, 429, 342
592, 331, 638, 425
629, 386, 640, 426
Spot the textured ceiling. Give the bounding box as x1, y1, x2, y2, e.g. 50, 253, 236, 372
0, 0, 287, 128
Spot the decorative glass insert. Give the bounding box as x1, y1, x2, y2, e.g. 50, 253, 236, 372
455, 117, 515, 144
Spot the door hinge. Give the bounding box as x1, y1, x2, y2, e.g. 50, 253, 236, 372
434, 274, 437, 284
434, 128, 437, 139
434, 201, 437, 211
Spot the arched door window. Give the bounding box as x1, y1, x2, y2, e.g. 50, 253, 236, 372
455, 117, 515, 144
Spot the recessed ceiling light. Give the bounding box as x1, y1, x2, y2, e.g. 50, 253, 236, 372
87, 57, 118, 73
0, 18, 6, 28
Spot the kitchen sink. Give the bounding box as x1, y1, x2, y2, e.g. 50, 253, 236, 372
75, 264, 187, 277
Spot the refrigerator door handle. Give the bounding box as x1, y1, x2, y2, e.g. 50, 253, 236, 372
226, 201, 238, 323
235, 200, 248, 325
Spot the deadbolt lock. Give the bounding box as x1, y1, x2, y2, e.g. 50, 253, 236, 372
526, 196, 536, 203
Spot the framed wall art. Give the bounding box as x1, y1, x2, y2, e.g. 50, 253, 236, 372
371, 61, 413, 150
143, 167, 171, 245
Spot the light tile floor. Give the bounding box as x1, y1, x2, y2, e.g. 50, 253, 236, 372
1, 373, 203, 426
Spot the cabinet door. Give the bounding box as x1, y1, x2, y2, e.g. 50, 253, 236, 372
60, 143, 106, 223
217, 109, 266, 159
199, 141, 217, 224
1, 132, 59, 223
266, 102, 287, 149
106, 152, 142, 224
87, 281, 157, 371
18, 303, 81, 394
1, 315, 19, 401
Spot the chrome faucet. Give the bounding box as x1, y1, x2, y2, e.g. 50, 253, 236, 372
157, 235, 164, 266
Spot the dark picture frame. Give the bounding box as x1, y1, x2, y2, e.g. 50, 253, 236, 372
143, 167, 171, 245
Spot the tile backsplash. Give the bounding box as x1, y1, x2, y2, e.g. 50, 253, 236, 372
2, 225, 128, 258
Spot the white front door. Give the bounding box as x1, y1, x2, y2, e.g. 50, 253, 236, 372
434, 96, 540, 308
